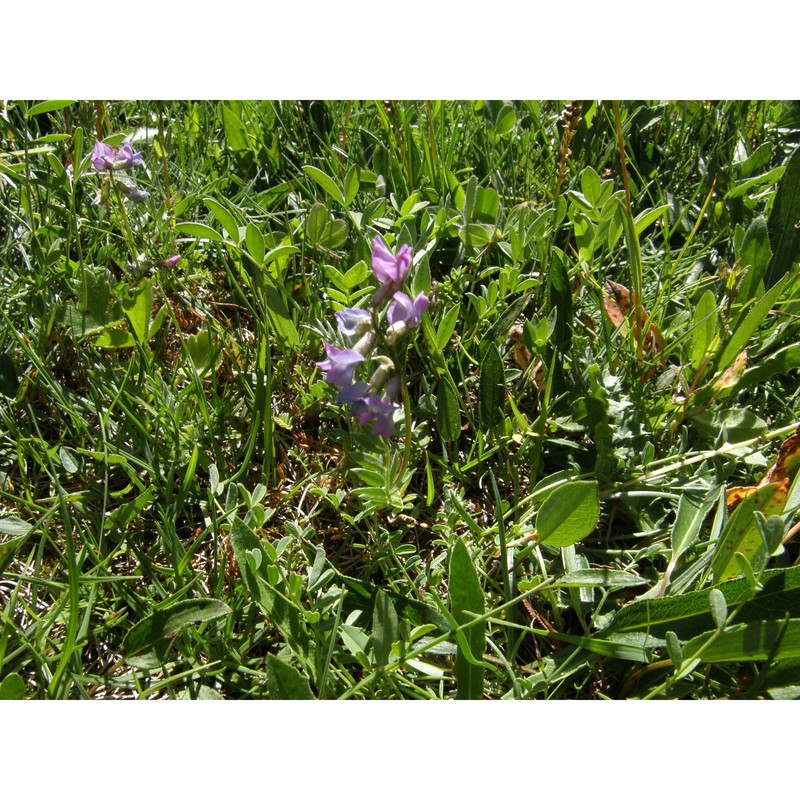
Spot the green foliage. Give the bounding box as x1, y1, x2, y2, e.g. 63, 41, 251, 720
765, 146, 800, 287
2, 99, 800, 699
536, 480, 600, 548
449, 538, 485, 700
266, 655, 315, 700
124, 598, 232, 657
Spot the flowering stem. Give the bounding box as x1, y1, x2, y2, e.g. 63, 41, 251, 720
110, 180, 139, 261
156, 102, 173, 219
394, 345, 413, 478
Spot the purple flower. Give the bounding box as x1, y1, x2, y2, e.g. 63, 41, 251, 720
116, 142, 144, 168
371, 236, 412, 306
384, 376, 400, 402
161, 255, 181, 268
352, 395, 401, 437
92, 142, 116, 171
335, 307, 372, 337
387, 291, 429, 340
316, 343, 364, 389
91, 141, 144, 172
336, 381, 370, 404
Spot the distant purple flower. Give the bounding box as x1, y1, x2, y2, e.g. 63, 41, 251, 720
335, 307, 371, 337
92, 142, 116, 171
387, 291, 429, 331
372, 237, 412, 306
352, 395, 401, 437
316, 343, 364, 389
116, 142, 144, 168
161, 255, 181, 268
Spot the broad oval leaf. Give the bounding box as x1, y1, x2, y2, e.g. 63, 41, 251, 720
26, 100, 75, 117
245, 222, 265, 265
123, 598, 232, 656
204, 197, 242, 244
305, 202, 329, 246
58, 446, 80, 475
266, 654, 315, 700
537, 480, 600, 548
436, 305, 460, 352
303, 165, 346, 206
0, 672, 25, 700
174, 221, 227, 244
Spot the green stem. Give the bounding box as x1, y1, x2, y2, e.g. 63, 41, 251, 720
156, 101, 173, 219
110, 179, 139, 262
392, 344, 413, 479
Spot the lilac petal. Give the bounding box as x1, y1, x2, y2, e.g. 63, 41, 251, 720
335, 307, 371, 337
92, 142, 116, 171
349, 397, 368, 418
316, 343, 364, 389
336, 382, 370, 404
384, 376, 400, 402
161, 255, 181, 268
411, 291, 430, 321
371, 238, 412, 288
354, 396, 383, 424
371, 236, 399, 285
116, 142, 133, 166
370, 413, 396, 437
115, 142, 144, 168
394, 244, 412, 283
355, 395, 400, 437
387, 291, 429, 339
387, 291, 413, 328
371, 238, 413, 308
371, 282, 395, 308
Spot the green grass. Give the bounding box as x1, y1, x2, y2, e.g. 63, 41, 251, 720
1, 99, 799, 700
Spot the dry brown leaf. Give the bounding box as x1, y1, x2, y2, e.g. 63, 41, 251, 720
602, 279, 666, 380
725, 426, 800, 512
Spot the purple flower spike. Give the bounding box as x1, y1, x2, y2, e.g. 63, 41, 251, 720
91, 142, 116, 172
371, 237, 412, 306
335, 307, 371, 337
116, 142, 144, 168
316, 343, 364, 389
